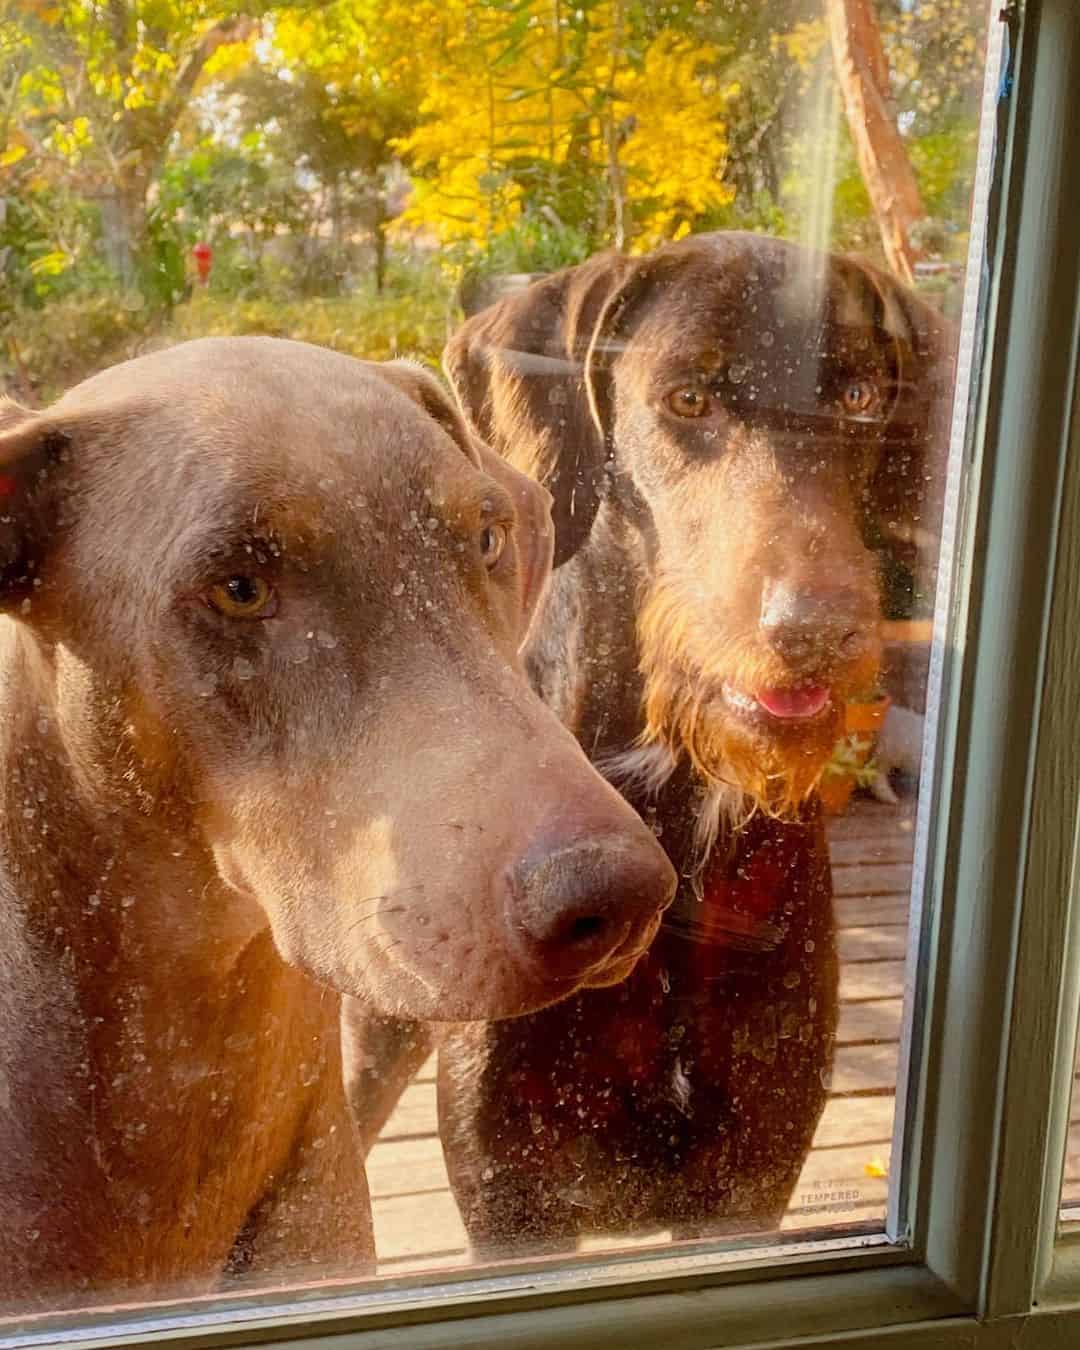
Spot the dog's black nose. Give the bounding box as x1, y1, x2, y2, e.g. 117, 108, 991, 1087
510, 833, 675, 982
760, 585, 873, 671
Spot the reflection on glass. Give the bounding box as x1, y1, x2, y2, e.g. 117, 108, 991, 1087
1, 0, 992, 1323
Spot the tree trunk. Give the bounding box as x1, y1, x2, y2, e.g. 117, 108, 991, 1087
330, 177, 343, 249
373, 195, 388, 294
97, 183, 145, 289
602, 0, 628, 251
95, 14, 256, 294
825, 0, 925, 284
604, 112, 628, 252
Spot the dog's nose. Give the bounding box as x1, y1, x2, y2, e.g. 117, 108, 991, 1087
510, 833, 676, 982
760, 584, 872, 671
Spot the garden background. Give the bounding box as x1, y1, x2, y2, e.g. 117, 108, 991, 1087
1, 0, 984, 404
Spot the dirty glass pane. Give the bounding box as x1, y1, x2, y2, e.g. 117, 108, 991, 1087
1, 0, 997, 1328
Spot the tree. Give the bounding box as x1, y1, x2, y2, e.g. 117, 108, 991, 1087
1, 0, 266, 283
252, 1, 420, 290
393, 0, 739, 258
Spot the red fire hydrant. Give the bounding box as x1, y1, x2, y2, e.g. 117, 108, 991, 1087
192, 241, 212, 286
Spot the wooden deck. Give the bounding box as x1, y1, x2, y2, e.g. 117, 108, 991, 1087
368, 797, 917, 1272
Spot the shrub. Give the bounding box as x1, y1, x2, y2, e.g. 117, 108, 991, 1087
1, 255, 455, 403
2, 292, 156, 403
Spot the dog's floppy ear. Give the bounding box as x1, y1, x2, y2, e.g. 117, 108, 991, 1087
0, 399, 69, 612
380, 361, 554, 650
444, 252, 655, 568
849, 262, 958, 597
378, 359, 477, 456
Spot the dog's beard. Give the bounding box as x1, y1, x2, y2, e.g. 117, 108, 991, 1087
640, 664, 840, 813
602, 576, 873, 872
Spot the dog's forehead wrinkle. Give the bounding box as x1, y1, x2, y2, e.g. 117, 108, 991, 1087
627, 250, 896, 382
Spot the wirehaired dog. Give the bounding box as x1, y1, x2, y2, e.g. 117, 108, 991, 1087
0, 338, 675, 1310
348, 231, 954, 1251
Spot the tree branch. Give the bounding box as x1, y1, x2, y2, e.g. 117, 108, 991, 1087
164, 14, 257, 130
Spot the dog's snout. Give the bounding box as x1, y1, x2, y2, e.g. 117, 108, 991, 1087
510, 833, 675, 983
760, 582, 872, 670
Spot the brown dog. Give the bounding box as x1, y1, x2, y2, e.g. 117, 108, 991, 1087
0, 337, 675, 1312
349, 232, 954, 1252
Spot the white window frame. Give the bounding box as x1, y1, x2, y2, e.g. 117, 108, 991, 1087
7, 1, 1080, 1346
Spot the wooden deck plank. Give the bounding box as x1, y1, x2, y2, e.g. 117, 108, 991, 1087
832, 1042, 898, 1095
795, 1139, 891, 1189
371, 1190, 468, 1264
837, 927, 909, 963
378, 1081, 437, 1142
839, 960, 906, 1002
826, 804, 912, 837
812, 1095, 895, 1149
829, 837, 915, 867
837, 998, 902, 1044
832, 863, 912, 897
835, 896, 909, 928
367, 1135, 446, 1200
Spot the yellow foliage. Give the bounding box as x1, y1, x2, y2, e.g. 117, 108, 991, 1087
772, 18, 828, 75
202, 35, 255, 83
393, 0, 591, 245
617, 33, 736, 247
49, 114, 93, 160
394, 1, 737, 251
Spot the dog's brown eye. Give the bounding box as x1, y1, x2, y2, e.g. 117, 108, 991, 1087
207, 575, 276, 619
665, 386, 711, 418
479, 524, 508, 569
840, 379, 880, 416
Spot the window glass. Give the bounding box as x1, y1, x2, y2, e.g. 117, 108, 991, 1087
0, 0, 995, 1323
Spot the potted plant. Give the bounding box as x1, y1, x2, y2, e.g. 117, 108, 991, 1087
818, 686, 892, 815
844, 684, 892, 738
819, 733, 882, 815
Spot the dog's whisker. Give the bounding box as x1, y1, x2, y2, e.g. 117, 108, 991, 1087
342, 887, 425, 937
355, 936, 404, 987
343, 902, 409, 938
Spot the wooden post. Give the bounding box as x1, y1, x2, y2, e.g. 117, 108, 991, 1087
825, 0, 925, 284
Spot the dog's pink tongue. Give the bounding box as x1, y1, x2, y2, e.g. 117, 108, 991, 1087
756, 686, 830, 719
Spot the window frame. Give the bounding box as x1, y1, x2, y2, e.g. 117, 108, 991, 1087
7, 0, 1080, 1346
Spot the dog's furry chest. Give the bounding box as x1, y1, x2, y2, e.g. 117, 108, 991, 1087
439, 871, 838, 1236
